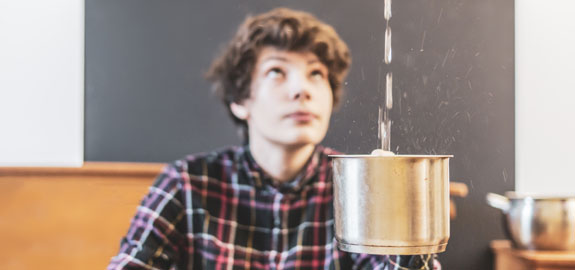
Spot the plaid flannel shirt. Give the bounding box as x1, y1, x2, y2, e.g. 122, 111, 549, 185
108, 145, 440, 270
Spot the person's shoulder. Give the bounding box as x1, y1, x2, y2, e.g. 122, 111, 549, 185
182, 145, 241, 168
165, 145, 242, 181
152, 146, 242, 190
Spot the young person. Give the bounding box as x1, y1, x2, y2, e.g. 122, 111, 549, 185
108, 7, 440, 270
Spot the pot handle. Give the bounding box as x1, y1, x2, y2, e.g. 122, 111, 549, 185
486, 193, 510, 212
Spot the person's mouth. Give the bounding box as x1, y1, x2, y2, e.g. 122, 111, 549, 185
285, 111, 318, 122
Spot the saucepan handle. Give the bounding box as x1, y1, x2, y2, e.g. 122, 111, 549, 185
486, 192, 511, 212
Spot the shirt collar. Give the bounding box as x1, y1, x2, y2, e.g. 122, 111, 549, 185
239, 144, 330, 194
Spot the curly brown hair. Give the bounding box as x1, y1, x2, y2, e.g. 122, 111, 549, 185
206, 7, 351, 138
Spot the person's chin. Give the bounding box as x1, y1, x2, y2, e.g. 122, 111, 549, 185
282, 132, 323, 146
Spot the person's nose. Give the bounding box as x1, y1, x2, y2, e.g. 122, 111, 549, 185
288, 73, 312, 101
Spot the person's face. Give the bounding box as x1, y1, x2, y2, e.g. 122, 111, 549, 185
230, 46, 333, 148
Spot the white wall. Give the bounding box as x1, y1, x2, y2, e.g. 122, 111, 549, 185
0, 0, 84, 166
0, 0, 572, 175
516, 0, 575, 194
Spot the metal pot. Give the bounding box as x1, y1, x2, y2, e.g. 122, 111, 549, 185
331, 154, 452, 255
486, 192, 575, 250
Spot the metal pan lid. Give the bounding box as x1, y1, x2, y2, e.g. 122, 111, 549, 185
505, 191, 575, 200
329, 154, 453, 158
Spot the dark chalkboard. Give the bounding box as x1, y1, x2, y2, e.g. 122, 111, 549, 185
85, 1, 514, 269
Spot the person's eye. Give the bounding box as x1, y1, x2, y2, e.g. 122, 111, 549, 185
266, 67, 284, 79
310, 69, 326, 79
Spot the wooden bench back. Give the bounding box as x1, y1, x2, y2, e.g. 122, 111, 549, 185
0, 162, 164, 270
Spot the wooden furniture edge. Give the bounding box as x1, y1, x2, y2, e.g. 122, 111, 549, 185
491, 240, 575, 267
0, 162, 166, 178
1, 163, 469, 192
0, 162, 470, 197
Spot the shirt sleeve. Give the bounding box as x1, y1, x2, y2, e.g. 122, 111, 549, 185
351, 253, 442, 270
108, 163, 188, 270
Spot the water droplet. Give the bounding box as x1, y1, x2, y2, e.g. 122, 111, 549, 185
420, 30, 426, 52
386, 72, 393, 110
384, 0, 392, 21
384, 26, 392, 64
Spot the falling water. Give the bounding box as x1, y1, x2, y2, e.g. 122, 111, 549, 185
378, 73, 393, 152
384, 0, 392, 21
375, 2, 434, 268
377, 0, 393, 152
384, 26, 392, 64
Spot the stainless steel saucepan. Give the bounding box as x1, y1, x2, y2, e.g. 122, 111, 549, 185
486, 192, 575, 250
331, 154, 452, 255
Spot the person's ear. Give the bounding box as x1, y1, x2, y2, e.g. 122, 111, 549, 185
230, 102, 249, 120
